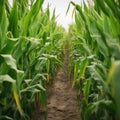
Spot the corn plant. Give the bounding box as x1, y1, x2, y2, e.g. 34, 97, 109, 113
0, 0, 65, 119
69, 0, 120, 120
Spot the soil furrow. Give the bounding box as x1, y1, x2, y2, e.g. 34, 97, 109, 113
47, 42, 81, 120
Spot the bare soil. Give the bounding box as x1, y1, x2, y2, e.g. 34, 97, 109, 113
47, 42, 81, 120
33, 41, 81, 120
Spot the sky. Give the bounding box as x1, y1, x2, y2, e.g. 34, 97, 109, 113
43, 0, 82, 30
8, 0, 83, 30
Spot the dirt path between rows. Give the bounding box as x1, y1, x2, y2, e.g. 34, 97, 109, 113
33, 40, 81, 120
46, 41, 81, 120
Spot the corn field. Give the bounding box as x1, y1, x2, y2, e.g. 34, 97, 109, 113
0, 0, 120, 120
69, 0, 120, 120
0, 0, 65, 119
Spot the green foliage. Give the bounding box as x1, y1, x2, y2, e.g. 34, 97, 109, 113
69, 0, 120, 120
0, 0, 65, 119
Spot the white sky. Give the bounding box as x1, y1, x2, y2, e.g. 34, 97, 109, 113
43, 0, 82, 30
9, 0, 84, 30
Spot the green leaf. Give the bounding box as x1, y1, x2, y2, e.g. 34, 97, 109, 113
46, 59, 50, 73
0, 0, 5, 23
95, 0, 110, 17
83, 79, 91, 105
0, 75, 15, 83
20, 84, 45, 93
0, 38, 18, 54
75, 12, 81, 30
77, 58, 88, 83
0, 116, 13, 120
22, 0, 44, 35
0, 54, 17, 70
105, 0, 120, 21
8, 0, 18, 37
88, 65, 104, 82
108, 61, 120, 119
85, 103, 95, 120
71, 2, 86, 22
